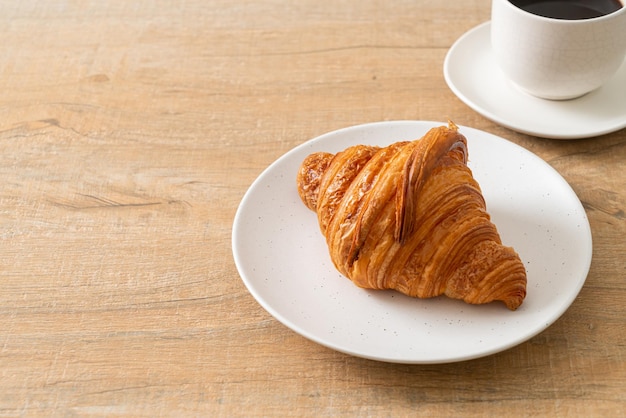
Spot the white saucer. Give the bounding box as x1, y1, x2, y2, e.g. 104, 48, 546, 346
444, 22, 626, 139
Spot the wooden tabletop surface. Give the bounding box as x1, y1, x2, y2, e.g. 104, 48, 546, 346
1, 0, 624, 416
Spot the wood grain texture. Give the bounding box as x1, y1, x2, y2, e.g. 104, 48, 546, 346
0, 0, 624, 416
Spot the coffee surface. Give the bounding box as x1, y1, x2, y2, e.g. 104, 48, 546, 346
510, 0, 623, 19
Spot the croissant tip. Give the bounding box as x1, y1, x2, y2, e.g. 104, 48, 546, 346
447, 120, 459, 131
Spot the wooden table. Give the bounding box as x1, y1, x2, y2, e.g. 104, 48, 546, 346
1, 1, 624, 416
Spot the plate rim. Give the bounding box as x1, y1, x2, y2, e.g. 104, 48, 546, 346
232, 120, 593, 364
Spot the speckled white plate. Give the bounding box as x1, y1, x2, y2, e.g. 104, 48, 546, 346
232, 121, 592, 364
444, 22, 626, 139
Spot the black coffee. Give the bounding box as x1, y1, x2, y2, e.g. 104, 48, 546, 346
510, 0, 623, 19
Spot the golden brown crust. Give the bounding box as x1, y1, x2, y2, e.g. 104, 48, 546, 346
296, 122, 527, 310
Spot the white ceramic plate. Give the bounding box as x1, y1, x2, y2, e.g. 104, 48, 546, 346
232, 121, 592, 364
444, 22, 626, 139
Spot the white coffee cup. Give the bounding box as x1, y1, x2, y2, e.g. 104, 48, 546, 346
491, 0, 626, 100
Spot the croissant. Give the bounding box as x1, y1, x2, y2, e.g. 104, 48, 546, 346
296, 122, 527, 310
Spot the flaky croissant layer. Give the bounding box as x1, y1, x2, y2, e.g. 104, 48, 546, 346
297, 122, 527, 310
